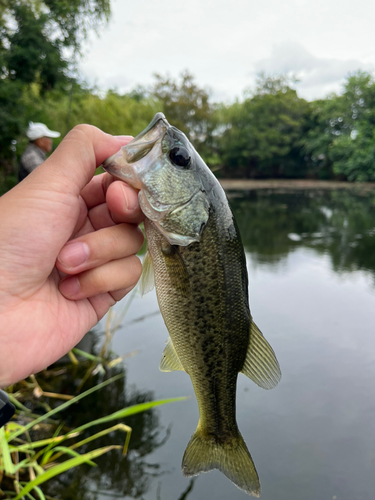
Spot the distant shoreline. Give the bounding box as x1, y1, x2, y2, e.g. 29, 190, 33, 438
218, 179, 375, 191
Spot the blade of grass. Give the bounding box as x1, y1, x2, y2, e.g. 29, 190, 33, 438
43, 397, 187, 462
43, 446, 96, 467
38, 423, 65, 464
65, 397, 187, 437
47, 423, 132, 463
71, 348, 98, 361
13, 446, 120, 500
32, 485, 46, 500
30, 461, 45, 477
39, 392, 74, 401
9, 436, 66, 454
0, 427, 16, 475
9, 373, 125, 442
68, 350, 78, 365
13, 459, 37, 474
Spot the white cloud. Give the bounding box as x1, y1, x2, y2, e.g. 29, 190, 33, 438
253, 42, 374, 100
79, 0, 375, 103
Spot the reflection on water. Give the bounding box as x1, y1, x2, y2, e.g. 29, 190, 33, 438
231, 189, 375, 279
48, 189, 375, 500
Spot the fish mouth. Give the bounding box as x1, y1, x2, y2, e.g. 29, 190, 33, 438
103, 112, 170, 187
125, 112, 169, 162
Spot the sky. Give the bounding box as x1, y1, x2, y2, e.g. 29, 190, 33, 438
80, 0, 375, 103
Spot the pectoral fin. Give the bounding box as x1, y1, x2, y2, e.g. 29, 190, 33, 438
159, 337, 185, 372
241, 321, 281, 389
139, 250, 155, 296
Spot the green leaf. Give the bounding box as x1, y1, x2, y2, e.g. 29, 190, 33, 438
13, 446, 120, 500
0, 427, 15, 475
72, 348, 98, 361
8, 373, 125, 442
67, 397, 188, 436
46, 446, 96, 467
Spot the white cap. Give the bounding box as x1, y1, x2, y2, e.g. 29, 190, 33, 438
26, 122, 61, 141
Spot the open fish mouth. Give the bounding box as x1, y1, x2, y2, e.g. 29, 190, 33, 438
103, 112, 169, 187
125, 112, 169, 163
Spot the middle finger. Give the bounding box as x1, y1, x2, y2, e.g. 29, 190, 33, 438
56, 223, 144, 275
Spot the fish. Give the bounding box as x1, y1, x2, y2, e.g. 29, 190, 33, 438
103, 113, 281, 497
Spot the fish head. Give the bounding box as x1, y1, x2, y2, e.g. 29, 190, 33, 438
103, 112, 210, 246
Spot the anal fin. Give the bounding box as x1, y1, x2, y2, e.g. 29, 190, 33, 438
241, 321, 281, 390
159, 337, 185, 372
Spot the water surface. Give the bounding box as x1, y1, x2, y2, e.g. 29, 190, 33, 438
61, 189, 375, 500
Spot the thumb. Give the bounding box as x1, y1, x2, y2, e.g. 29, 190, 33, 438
33, 125, 131, 196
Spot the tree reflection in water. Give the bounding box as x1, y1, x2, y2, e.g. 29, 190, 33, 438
230, 188, 375, 280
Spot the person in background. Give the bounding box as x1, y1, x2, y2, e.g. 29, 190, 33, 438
18, 122, 61, 181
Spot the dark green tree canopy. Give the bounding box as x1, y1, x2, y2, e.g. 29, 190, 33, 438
0, 0, 111, 164
305, 71, 375, 181
5, 3, 67, 91
218, 75, 311, 178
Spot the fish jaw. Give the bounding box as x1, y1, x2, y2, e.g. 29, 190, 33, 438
102, 113, 169, 190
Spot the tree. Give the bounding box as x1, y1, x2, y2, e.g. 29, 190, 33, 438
150, 71, 218, 164
0, 0, 111, 170
218, 75, 311, 178
4, 3, 68, 91
305, 71, 375, 181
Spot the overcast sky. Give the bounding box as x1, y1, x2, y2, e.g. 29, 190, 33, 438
80, 0, 375, 102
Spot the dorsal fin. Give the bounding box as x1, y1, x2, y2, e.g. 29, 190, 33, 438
241, 321, 281, 390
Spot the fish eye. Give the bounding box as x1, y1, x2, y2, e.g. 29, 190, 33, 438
169, 146, 191, 168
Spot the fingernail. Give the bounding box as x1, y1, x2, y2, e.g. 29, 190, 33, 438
115, 135, 133, 142
121, 183, 138, 211
58, 242, 89, 268
60, 277, 81, 297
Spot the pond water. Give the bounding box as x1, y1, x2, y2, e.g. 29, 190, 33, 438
54, 189, 375, 500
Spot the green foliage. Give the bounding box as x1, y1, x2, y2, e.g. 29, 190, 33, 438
0, 0, 111, 166
0, 79, 24, 158
0, 373, 185, 499
3, 31, 375, 186
20, 85, 162, 140
43, 0, 110, 49
304, 71, 375, 181
218, 75, 311, 178
0, 302, 187, 499
150, 71, 218, 163
5, 3, 68, 91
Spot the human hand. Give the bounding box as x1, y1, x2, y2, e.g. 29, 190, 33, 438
0, 125, 144, 387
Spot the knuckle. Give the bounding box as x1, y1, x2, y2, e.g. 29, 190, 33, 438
128, 225, 145, 251
92, 267, 109, 291
72, 124, 93, 135
114, 224, 145, 253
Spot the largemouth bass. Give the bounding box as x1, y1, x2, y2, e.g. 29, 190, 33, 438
103, 113, 281, 497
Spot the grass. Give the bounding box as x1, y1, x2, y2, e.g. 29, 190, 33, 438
0, 296, 186, 499
0, 382, 184, 500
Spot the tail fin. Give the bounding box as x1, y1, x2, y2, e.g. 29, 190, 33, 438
182, 427, 260, 497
